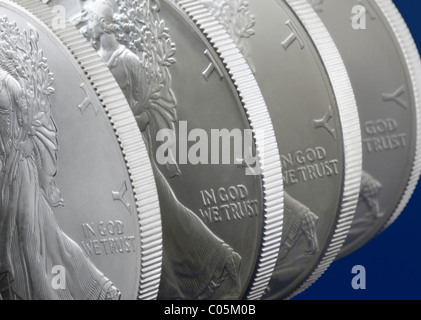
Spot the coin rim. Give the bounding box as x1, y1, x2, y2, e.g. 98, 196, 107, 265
283, 0, 363, 299
175, 0, 285, 300
373, 0, 421, 235
12, 0, 163, 300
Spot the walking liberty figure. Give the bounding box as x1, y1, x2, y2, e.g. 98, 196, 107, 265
74, 0, 243, 300
0, 18, 120, 300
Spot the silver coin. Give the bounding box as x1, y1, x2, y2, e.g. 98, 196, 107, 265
0, 0, 161, 300
199, 0, 362, 299
307, 0, 421, 259
45, 0, 285, 300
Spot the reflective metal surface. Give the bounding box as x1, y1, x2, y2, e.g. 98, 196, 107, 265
308, 0, 421, 259
45, 0, 285, 300
0, 0, 162, 300
199, 0, 362, 299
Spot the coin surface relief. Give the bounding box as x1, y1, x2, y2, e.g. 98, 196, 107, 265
307, 0, 421, 259
44, 0, 285, 300
0, 0, 162, 300
199, 0, 363, 299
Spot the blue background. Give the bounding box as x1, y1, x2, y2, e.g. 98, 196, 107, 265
294, 0, 421, 300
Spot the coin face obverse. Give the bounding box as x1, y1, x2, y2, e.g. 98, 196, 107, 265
44, 0, 285, 300
0, 0, 162, 300
199, 0, 363, 299
307, 0, 421, 259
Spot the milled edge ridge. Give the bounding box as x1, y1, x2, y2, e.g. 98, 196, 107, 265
11, 0, 163, 300
284, 0, 363, 299
374, 0, 421, 233
175, 0, 285, 300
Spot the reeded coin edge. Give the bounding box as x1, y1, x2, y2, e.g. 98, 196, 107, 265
13, 0, 163, 300
374, 0, 421, 233
175, 0, 285, 300
283, 0, 363, 300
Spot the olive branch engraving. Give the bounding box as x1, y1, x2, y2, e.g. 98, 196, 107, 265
0, 17, 63, 207
0, 17, 55, 122
114, 0, 180, 176
114, 0, 177, 127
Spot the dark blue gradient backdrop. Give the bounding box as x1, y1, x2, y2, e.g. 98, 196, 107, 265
294, 0, 421, 300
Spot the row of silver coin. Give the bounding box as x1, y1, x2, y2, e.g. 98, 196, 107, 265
0, 0, 419, 300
